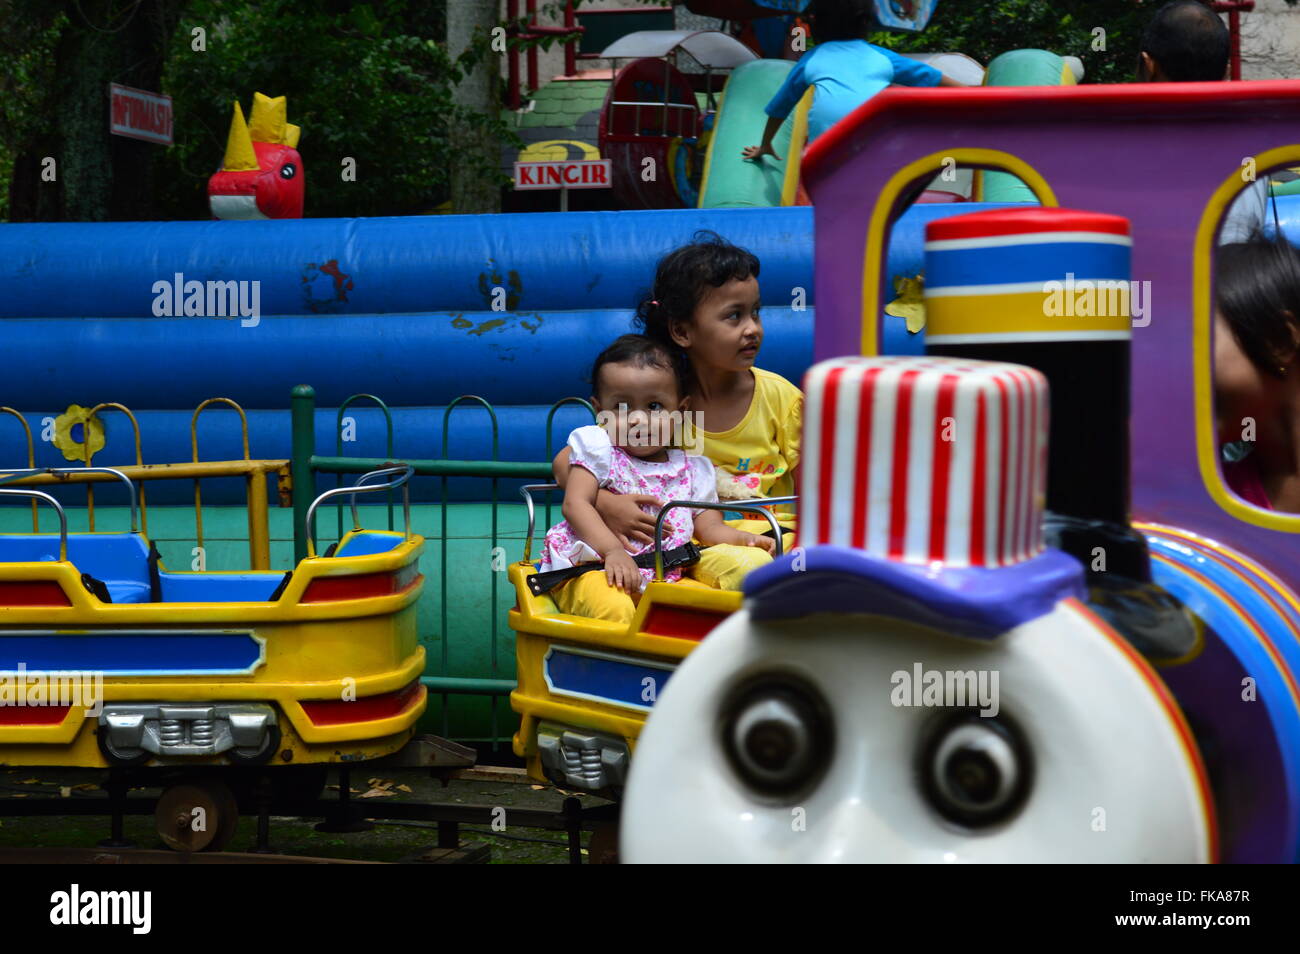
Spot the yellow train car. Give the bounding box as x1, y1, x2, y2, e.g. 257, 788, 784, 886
0, 467, 426, 771
509, 486, 790, 796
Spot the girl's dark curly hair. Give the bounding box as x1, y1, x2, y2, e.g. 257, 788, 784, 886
634, 231, 761, 390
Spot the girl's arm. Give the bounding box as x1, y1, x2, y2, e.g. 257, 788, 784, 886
744, 59, 807, 160
742, 116, 785, 161
553, 445, 662, 546
938, 75, 966, 87
693, 510, 776, 554
561, 466, 641, 592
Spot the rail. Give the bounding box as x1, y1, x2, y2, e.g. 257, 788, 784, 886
652, 496, 798, 580
0, 487, 69, 560
303, 465, 414, 558
0, 467, 139, 532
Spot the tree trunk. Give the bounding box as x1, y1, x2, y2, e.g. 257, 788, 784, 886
446, 0, 502, 214
7, 0, 185, 222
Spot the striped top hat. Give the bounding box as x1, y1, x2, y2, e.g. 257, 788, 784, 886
923, 208, 1133, 345
801, 355, 1048, 568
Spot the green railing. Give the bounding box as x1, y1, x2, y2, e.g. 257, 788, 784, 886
289, 385, 595, 749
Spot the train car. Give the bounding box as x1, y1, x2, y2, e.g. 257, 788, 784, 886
0, 465, 427, 848
623, 78, 1300, 863
508, 484, 790, 795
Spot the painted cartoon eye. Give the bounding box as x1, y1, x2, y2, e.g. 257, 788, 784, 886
280, 163, 297, 180
921, 713, 1032, 827
721, 675, 832, 799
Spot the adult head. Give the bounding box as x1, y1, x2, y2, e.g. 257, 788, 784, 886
1137, 1, 1230, 82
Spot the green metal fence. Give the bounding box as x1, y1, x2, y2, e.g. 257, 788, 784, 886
289, 385, 595, 750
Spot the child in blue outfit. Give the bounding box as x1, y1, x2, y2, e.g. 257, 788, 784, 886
743, 0, 964, 161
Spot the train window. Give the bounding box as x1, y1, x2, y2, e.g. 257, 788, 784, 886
860, 149, 1057, 357
1208, 167, 1300, 517
903, 164, 1039, 207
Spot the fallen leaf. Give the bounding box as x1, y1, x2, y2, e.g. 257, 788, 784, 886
359, 787, 397, 799
395, 784, 412, 793
59, 787, 71, 798
72, 783, 98, 792
17, 778, 39, 785
12, 793, 26, 798
529, 785, 545, 791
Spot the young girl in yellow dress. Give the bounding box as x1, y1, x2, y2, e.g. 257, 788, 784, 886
554, 232, 802, 590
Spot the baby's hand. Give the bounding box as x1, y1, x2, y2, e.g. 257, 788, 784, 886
735, 532, 776, 554
604, 549, 641, 594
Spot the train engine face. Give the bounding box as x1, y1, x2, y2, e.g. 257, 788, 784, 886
622, 356, 1217, 863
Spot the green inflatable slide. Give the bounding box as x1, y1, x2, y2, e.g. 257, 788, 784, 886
697, 59, 811, 209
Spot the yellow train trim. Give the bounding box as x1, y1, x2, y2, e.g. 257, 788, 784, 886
506, 560, 740, 782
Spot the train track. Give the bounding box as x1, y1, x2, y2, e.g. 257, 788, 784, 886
0, 754, 620, 863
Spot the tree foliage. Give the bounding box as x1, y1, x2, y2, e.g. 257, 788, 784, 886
0, 0, 520, 221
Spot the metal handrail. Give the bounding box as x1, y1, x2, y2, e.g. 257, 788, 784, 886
0, 467, 138, 532
0, 488, 69, 561
304, 465, 414, 558
519, 485, 797, 580
348, 466, 413, 530
519, 483, 561, 563
652, 496, 798, 581
83, 402, 147, 534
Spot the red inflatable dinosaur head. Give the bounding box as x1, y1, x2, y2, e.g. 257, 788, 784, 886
208, 92, 304, 219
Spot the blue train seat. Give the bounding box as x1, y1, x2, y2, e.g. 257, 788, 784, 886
0, 533, 153, 603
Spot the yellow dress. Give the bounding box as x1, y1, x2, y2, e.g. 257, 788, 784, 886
690, 367, 802, 588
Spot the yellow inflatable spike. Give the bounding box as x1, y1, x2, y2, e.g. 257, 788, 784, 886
222, 102, 259, 171
248, 91, 288, 145
283, 123, 301, 149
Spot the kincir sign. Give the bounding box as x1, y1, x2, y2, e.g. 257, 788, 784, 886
514, 159, 612, 191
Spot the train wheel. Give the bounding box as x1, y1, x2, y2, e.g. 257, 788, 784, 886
155, 778, 240, 852
225, 721, 282, 766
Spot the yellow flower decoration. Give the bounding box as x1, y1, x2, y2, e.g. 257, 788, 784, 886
52, 405, 106, 463
884, 274, 927, 334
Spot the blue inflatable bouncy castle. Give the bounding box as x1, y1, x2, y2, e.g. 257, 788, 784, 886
6, 197, 1300, 504
0, 204, 1002, 503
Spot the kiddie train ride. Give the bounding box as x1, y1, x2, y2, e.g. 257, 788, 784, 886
624, 80, 1300, 863
6, 74, 1300, 864
0, 465, 431, 851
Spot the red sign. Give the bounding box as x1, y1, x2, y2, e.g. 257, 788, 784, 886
514, 159, 612, 190
109, 83, 173, 145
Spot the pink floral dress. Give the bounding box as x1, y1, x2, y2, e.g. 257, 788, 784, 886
540, 425, 718, 591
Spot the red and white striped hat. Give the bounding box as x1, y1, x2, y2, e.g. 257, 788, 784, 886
800, 355, 1049, 568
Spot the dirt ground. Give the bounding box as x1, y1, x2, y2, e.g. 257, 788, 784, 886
0, 765, 616, 864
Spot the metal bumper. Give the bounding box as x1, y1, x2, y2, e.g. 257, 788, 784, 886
536, 721, 629, 793
100, 703, 277, 760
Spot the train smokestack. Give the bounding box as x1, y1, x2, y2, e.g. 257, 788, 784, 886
920, 207, 1151, 582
